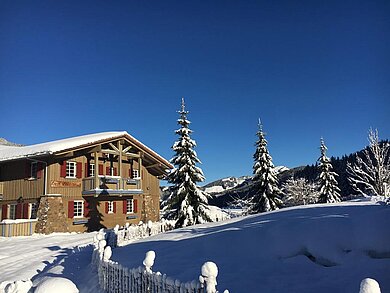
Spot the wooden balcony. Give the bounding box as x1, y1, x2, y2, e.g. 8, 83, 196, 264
82, 176, 142, 196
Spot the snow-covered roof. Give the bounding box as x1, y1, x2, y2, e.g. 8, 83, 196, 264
0, 131, 172, 168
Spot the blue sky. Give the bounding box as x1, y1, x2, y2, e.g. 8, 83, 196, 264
0, 0, 389, 184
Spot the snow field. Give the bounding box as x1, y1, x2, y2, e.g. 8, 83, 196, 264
111, 201, 390, 293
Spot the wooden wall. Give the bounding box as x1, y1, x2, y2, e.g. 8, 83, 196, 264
0, 160, 44, 203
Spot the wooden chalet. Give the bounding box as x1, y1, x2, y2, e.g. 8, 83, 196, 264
0, 132, 172, 234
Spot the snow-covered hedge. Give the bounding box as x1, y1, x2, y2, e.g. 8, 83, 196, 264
105, 220, 176, 247
92, 230, 228, 293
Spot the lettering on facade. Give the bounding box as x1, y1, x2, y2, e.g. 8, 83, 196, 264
50, 180, 81, 188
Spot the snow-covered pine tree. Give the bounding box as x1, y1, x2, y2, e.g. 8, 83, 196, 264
249, 120, 282, 213
163, 98, 212, 228
347, 129, 390, 197
317, 138, 341, 203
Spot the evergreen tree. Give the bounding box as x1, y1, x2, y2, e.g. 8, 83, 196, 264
250, 120, 282, 213
317, 138, 341, 203
162, 98, 211, 228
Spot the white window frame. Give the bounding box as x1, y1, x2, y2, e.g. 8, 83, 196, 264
29, 202, 38, 219
107, 201, 114, 213
89, 164, 95, 177
73, 200, 84, 218
30, 162, 38, 179
9, 204, 16, 220
66, 161, 77, 178
126, 199, 134, 214
132, 169, 140, 179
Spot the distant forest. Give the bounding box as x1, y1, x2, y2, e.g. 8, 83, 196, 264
291, 140, 390, 197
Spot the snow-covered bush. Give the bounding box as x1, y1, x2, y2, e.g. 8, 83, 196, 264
359, 278, 381, 293
4, 280, 32, 293
34, 277, 79, 293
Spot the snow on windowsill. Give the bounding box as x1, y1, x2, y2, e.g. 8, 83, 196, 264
1, 219, 38, 224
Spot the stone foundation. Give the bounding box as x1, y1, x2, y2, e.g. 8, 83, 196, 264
35, 195, 69, 234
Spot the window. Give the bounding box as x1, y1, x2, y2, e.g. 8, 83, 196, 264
9, 204, 16, 220
66, 162, 76, 178
132, 169, 140, 179
30, 162, 38, 179
107, 201, 114, 213
126, 199, 134, 214
73, 201, 84, 218
89, 164, 95, 177
30, 203, 38, 219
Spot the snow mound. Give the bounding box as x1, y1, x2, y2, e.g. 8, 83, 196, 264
4, 280, 32, 293
360, 278, 381, 293
35, 278, 79, 293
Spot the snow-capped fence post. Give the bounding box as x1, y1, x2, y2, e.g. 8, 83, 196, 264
201, 262, 218, 293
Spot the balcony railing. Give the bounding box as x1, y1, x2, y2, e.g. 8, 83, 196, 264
82, 176, 142, 196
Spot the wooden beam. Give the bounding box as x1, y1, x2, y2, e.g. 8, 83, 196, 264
94, 151, 99, 189
122, 145, 132, 153
145, 163, 161, 169
55, 151, 74, 158
118, 141, 122, 178
124, 152, 140, 158
101, 149, 118, 156
109, 143, 120, 154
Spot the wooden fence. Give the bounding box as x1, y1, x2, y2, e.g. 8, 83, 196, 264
0, 220, 37, 237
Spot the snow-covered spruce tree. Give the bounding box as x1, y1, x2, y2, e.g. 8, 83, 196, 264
317, 138, 341, 203
163, 98, 211, 228
282, 177, 319, 206
347, 128, 390, 197
249, 121, 282, 213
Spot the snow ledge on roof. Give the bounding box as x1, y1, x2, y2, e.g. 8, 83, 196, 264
0, 132, 128, 162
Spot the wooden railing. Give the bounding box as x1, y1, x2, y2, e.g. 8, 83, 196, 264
82, 176, 141, 193
0, 219, 37, 237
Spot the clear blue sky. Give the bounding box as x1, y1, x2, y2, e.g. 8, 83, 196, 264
0, 0, 389, 184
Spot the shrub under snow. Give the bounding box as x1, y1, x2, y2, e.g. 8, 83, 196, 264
34, 277, 79, 293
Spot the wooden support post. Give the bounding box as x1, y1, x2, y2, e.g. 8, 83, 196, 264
94, 151, 99, 189
118, 141, 122, 188
138, 153, 143, 190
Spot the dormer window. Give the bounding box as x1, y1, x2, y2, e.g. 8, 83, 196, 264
30, 162, 38, 179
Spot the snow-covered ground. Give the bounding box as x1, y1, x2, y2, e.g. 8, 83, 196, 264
0, 232, 97, 293
112, 201, 390, 293
1, 201, 389, 293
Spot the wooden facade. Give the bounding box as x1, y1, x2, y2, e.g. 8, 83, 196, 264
0, 132, 172, 233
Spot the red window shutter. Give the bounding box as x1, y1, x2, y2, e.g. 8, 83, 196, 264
85, 163, 89, 177
1, 205, 8, 220
84, 200, 89, 217
99, 164, 103, 175
60, 161, 67, 178
134, 199, 138, 213
123, 200, 127, 214
36, 163, 43, 179
68, 201, 74, 218
105, 202, 109, 213
113, 202, 116, 213
25, 162, 31, 178
23, 203, 29, 219
113, 167, 117, 176
106, 167, 110, 176
16, 203, 22, 219
76, 162, 82, 178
